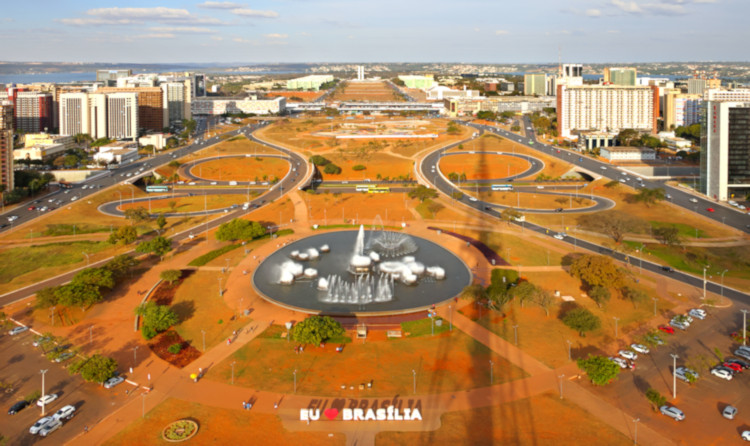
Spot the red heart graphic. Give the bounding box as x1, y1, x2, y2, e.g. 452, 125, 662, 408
324, 408, 339, 420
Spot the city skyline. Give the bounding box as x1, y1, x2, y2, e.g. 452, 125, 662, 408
0, 0, 745, 64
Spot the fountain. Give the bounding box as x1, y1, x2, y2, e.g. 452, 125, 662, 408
252, 226, 471, 315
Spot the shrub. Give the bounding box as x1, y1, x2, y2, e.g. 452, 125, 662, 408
323, 163, 342, 174
167, 343, 183, 354
352, 164, 366, 171
309, 155, 330, 166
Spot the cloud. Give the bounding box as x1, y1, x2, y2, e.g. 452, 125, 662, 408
139, 33, 175, 39
611, 0, 643, 13
586, 8, 602, 17
610, 0, 694, 15
264, 33, 287, 39
197, 1, 245, 9
151, 26, 216, 33
233, 37, 252, 43
210, 36, 224, 41
231, 8, 279, 18
59, 7, 225, 26
495, 30, 509, 35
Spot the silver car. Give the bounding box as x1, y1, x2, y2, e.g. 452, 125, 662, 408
660, 405, 685, 421
38, 419, 62, 437
104, 376, 125, 389
29, 416, 54, 435
52, 405, 76, 421
8, 325, 29, 336
723, 405, 738, 420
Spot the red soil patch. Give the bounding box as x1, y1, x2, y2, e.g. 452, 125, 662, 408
148, 329, 201, 368
265, 91, 325, 102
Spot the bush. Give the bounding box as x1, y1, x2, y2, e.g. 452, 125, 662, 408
577, 355, 620, 386
167, 343, 183, 354
309, 155, 330, 166
646, 388, 666, 410
160, 269, 182, 284
188, 244, 242, 267
352, 164, 366, 171
215, 219, 265, 241
323, 163, 342, 174
563, 307, 601, 336
291, 316, 344, 345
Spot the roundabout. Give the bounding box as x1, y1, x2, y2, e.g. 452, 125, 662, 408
182, 154, 295, 185
252, 227, 472, 316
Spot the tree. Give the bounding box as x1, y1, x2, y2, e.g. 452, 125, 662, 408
104, 254, 139, 279
124, 207, 151, 224
136, 302, 179, 340
215, 219, 265, 241
578, 210, 647, 244
309, 155, 330, 166
167, 343, 183, 354
408, 185, 438, 202
563, 307, 601, 336
617, 129, 640, 146
35, 286, 60, 309
426, 200, 444, 218
73, 267, 115, 290
653, 226, 680, 246
577, 354, 620, 386
512, 281, 537, 308
76, 354, 118, 384
622, 287, 649, 308
645, 388, 667, 411
156, 213, 167, 230
588, 285, 611, 308
461, 284, 486, 304
632, 188, 665, 207
323, 163, 342, 174
291, 316, 344, 345
352, 164, 366, 171
160, 269, 182, 284
55, 282, 103, 310
533, 288, 554, 317
108, 225, 138, 245
569, 254, 626, 290
136, 236, 173, 258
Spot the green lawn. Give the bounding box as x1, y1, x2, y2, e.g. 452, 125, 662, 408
649, 221, 707, 239
206, 324, 528, 396
0, 241, 111, 284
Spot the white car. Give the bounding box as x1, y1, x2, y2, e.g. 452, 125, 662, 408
468, 197, 478, 202
600, 166, 607, 170
553, 233, 565, 240
609, 357, 630, 369
712, 368, 733, 380
660, 405, 685, 421
9, 325, 29, 335
619, 350, 638, 361
7, 215, 18, 222
689, 198, 698, 203
37, 393, 58, 407
104, 375, 125, 389
52, 405, 76, 421
630, 344, 650, 354
210, 182, 217, 185
38, 419, 62, 437
742, 431, 750, 441
688, 308, 706, 320
29, 416, 54, 434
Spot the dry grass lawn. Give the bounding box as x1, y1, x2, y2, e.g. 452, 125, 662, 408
440, 153, 531, 180
119, 194, 245, 214
329, 80, 403, 102
477, 190, 595, 211
192, 157, 290, 182
305, 192, 414, 225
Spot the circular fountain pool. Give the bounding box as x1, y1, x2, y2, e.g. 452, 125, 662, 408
252, 229, 472, 316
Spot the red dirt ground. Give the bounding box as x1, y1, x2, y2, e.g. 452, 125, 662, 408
265, 91, 325, 102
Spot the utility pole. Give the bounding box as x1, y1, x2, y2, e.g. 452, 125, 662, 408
670, 353, 678, 399
40, 369, 48, 415
742, 309, 749, 346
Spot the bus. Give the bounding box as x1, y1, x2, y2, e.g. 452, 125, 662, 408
491, 184, 513, 191
146, 185, 170, 193
367, 187, 390, 194
355, 184, 375, 192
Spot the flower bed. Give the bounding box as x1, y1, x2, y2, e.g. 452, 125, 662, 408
162, 419, 199, 442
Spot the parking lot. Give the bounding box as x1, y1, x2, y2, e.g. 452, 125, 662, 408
594, 305, 750, 444
0, 329, 135, 445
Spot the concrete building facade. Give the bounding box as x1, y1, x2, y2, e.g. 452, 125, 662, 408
59, 92, 91, 137
701, 101, 750, 201
398, 75, 435, 90
603, 67, 637, 86
106, 93, 139, 140
99, 87, 163, 131
0, 101, 13, 190
556, 84, 659, 138
664, 93, 702, 130
600, 146, 656, 161
191, 97, 286, 116
286, 75, 334, 91
161, 82, 186, 124
524, 73, 547, 96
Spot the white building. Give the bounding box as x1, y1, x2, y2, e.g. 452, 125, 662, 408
139, 133, 169, 150
14, 143, 66, 161
161, 82, 186, 125
59, 92, 91, 136
106, 92, 139, 140
94, 141, 139, 165
88, 93, 108, 140
425, 86, 480, 101
701, 101, 750, 201
556, 85, 659, 138
600, 146, 656, 162
705, 89, 750, 102
191, 97, 286, 116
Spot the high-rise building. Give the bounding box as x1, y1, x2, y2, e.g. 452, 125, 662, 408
14, 91, 53, 133
664, 93, 703, 130
99, 87, 163, 131
161, 82, 186, 125
603, 67, 637, 86
0, 101, 14, 191
549, 64, 583, 96
687, 78, 707, 96
106, 92, 139, 140
524, 73, 547, 96
701, 101, 750, 201
59, 92, 91, 136
96, 69, 133, 86
556, 85, 659, 138
705, 89, 750, 102
562, 64, 583, 78
89, 94, 108, 140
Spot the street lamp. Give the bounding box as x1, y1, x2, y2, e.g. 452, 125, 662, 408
294, 369, 298, 393
82, 251, 90, 266
513, 325, 519, 346
448, 304, 453, 331
742, 309, 749, 346
670, 353, 679, 399
412, 369, 417, 394
133, 346, 139, 368
633, 418, 640, 445
703, 266, 709, 299
652, 298, 658, 317
89, 325, 94, 345
218, 277, 223, 297
720, 269, 728, 299
40, 369, 48, 415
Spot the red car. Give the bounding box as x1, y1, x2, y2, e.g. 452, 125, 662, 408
658, 325, 675, 334
27, 206, 35, 211
723, 362, 742, 372
706, 208, 715, 212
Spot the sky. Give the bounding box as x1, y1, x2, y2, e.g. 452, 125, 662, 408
0, 0, 745, 64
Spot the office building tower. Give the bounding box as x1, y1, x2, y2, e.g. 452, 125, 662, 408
603, 67, 637, 86
59, 92, 91, 136
664, 93, 703, 130
701, 101, 750, 201
100, 87, 163, 131
13, 92, 53, 133
161, 82, 186, 125
106, 92, 138, 140
88, 94, 108, 140
0, 101, 14, 190
557, 85, 659, 138
524, 73, 547, 96
96, 69, 133, 86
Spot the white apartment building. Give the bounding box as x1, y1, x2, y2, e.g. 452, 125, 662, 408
59, 92, 91, 136
556, 85, 659, 138
106, 92, 139, 140
89, 93, 108, 140
161, 82, 186, 125
705, 89, 750, 102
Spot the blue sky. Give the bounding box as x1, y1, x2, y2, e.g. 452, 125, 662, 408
0, 0, 744, 63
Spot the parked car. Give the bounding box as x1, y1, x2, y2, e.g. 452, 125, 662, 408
675, 366, 699, 382
735, 349, 750, 361
8, 400, 29, 415
37, 393, 59, 407
38, 419, 62, 437
32, 336, 51, 347
725, 358, 750, 369
29, 416, 54, 434
104, 376, 125, 389
670, 319, 688, 330
723, 405, 738, 420
658, 325, 675, 334
723, 362, 742, 373
688, 308, 707, 320
711, 367, 734, 380
52, 405, 76, 421
631, 344, 650, 354
619, 350, 638, 361
660, 405, 685, 421
645, 333, 665, 345
55, 352, 74, 363
609, 357, 632, 369
742, 431, 750, 441
9, 325, 29, 336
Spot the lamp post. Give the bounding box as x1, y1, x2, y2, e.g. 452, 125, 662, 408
652, 298, 658, 317
513, 325, 518, 346
219, 277, 223, 297
613, 317, 620, 338
40, 369, 48, 415
742, 309, 749, 346
633, 418, 640, 445
82, 252, 90, 266
720, 269, 728, 299
670, 353, 678, 399
702, 266, 708, 299
448, 304, 452, 331
412, 369, 417, 394
89, 325, 94, 345
133, 346, 139, 368
489, 360, 494, 385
